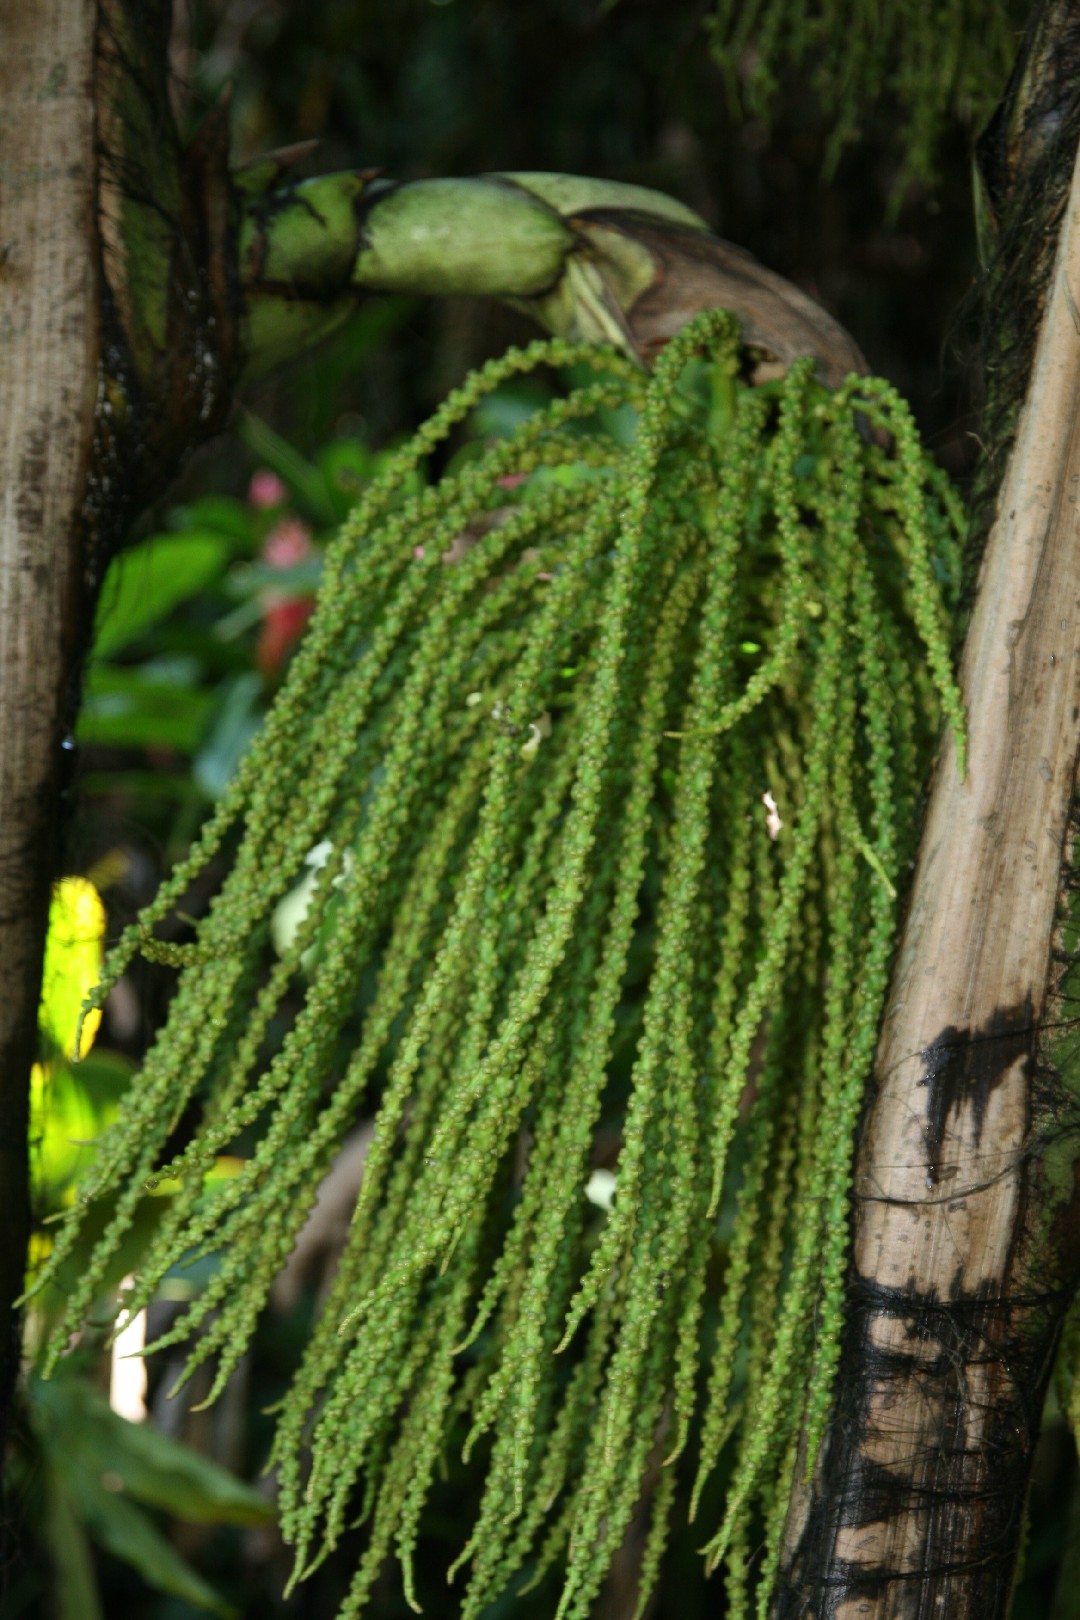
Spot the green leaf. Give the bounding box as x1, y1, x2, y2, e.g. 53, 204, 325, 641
92, 534, 232, 659
32, 1373, 275, 1529
166, 495, 257, 546
42, 1467, 104, 1620
32, 1049, 133, 1207
194, 674, 264, 799
31, 1370, 274, 1617
77, 667, 217, 753
78, 1481, 235, 1616
38, 877, 106, 1059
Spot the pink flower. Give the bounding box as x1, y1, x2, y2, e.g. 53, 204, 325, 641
248, 469, 287, 510
263, 517, 313, 569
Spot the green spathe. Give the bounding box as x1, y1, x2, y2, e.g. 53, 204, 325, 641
493, 171, 708, 231
353, 178, 577, 296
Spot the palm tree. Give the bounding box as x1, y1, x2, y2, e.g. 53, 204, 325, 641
5, 2, 1080, 1615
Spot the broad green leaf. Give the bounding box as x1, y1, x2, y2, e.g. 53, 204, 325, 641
30, 1371, 268, 1617
92, 534, 232, 659
77, 1481, 234, 1616
31, 1051, 132, 1206
166, 495, 256, 545
32, 1374, 275, 1529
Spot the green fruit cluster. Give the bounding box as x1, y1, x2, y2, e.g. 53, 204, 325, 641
31, 310, 964, 1617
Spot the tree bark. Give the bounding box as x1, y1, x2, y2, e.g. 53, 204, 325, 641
0, 0, 100, 1462
0, 4, 238, 1530
771, 116, 1080, 1620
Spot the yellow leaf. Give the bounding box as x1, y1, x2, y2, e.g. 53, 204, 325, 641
40, 877, 106, 1060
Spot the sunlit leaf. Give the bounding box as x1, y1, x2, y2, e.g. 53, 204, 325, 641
39, 877, 105, 1059
31, 1051, 134, 1207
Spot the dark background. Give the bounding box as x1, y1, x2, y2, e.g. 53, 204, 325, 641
172, 0, 991, 481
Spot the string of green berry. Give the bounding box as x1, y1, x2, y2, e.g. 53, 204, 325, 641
708, 0, 1024, 185
28, 308, 964, 1617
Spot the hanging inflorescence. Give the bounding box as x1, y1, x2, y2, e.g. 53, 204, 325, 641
30, 309, 964, 1618
708, 0, 1025, 185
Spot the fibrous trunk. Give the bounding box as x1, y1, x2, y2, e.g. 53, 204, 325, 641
0, 0, 99, 1455
771, 119, 1080, 1620
0, 0, 237, 1507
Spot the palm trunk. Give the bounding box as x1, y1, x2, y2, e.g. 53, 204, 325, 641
0, 0, 100, 1460
771, 112, 1080, 1620
0, 0, 237, 1506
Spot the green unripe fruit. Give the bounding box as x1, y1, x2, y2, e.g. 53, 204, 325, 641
29, 310, 963, 1619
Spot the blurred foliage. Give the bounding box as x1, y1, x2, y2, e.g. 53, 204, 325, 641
26, 1367, 273, 1620
77, 399, 399, 863
28, 403, 390, 1617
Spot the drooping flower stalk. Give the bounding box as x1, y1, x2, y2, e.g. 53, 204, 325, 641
28, 309, 963, 1617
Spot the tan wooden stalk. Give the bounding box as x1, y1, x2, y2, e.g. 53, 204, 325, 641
772, 131, 1080, 1619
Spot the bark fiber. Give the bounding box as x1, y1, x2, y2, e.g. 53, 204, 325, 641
0, 0, 237, 1509
772, 130, 1080, 1620
0, 0, 99, 1452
